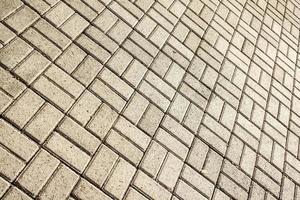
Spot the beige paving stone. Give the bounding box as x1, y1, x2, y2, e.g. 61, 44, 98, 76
87, 103, 118, 139
0, 0, 23, 20
57, 117, 100, 154
139, 80, 170, 111
85, 26, 118, 53
123, 92, 149, 124
85, 144, 118, 187
0, 119, 38, 162
138, 104, 164, 136
44, 64, 84, 98
64, 0, 97, 21
0, 37, 33, 69
175, 179, 206, 200
0, 23, 15, 45
5, 6, 39, 34
141, 141, 167, 177
114, 116, 151, 150
16, 149, 59, 196
24, 0, 50, 14
106, 129, 143, 165
14, 51, 50, 84
1, 0, 300, 199
46, 132, 90, 172
0, 90, 12, 114
55, 43, 87, 74
133, 170, 172, 200
22, 28, 62, 61
107, 48, 133, 76
0, 146, 25, 181
90, 79, 126, 112
69, 90, 102, 125
155, 128, 188, 159
98, 68, 134, 100
2, 186, 32, 200
4, 89, 44, 128
182, 165, 214, 198
76, 34, 111, 63
125, 187, 148, 200
0, 177, 10, 197
61, 13, 89, 39
157, 153, 183, 190
38, 164, 79, 200
33, 76, 74, 111
122, 60, 147, 87
25, 102, 63, 143
72, 56, 103, 86
34, 19, 71, 50
72, 178, 112, 200
104, 158, 136, 199
45, 1, 74, 26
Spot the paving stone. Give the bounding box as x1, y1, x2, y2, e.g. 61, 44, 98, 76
0, 23, 15, 46
57, 117, 100, 154
0, 37, 33, 69
0, 0, 23, 20
133, 170, 172, 200
0, 177, 9, 197
114, 116, 151, 150
90, 79, 126, 112
45, 2, 74, 26
104, 158, 136, 199
61, 13, 89, 39
38, 164, 79, 200
33, 76, 74, 111
34, 19, 71, 50
2, 0, 300, 199
55, 43, 87, 74
106, 129, 143, 166
0, 119, 38, 162
87, 103, 118, 139
157, 153, 183, 190
5, 6, 39, 34
0, 146, 25, 181
14, 51, 50, 84
175, 179, 206, 200
72, 178, 112, 200
84, 144, 118, 187
46, 132, 90, 172
16, 149, 59, 196
22, 28, 62, 61
69, 90, 102, 125
76, 34, 111, 63
4, 89, 44, 128
2, 186, 32, 200
72, 56, 103, 86
25, 102, 63, 143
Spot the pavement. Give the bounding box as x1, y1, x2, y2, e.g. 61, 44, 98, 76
0, 0, 300, 199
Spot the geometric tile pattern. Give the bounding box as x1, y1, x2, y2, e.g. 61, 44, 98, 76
0, 0, 300, 199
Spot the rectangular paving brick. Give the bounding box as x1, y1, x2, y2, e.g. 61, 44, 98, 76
17, 149, 59, 196
0, 119, 38, 162
133, 170, 172, 200
46, 132, 90, 172
1, 1, 300, 199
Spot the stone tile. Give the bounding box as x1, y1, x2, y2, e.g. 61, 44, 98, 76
46, 132, 90, 172
1, 0, 300, 199
17, 149, 59, 196
0, 0, 23, 20
0, 37, 33, 69
0, 119, 38, 162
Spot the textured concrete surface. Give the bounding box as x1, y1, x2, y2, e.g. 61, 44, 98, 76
0, 0, 300, 199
